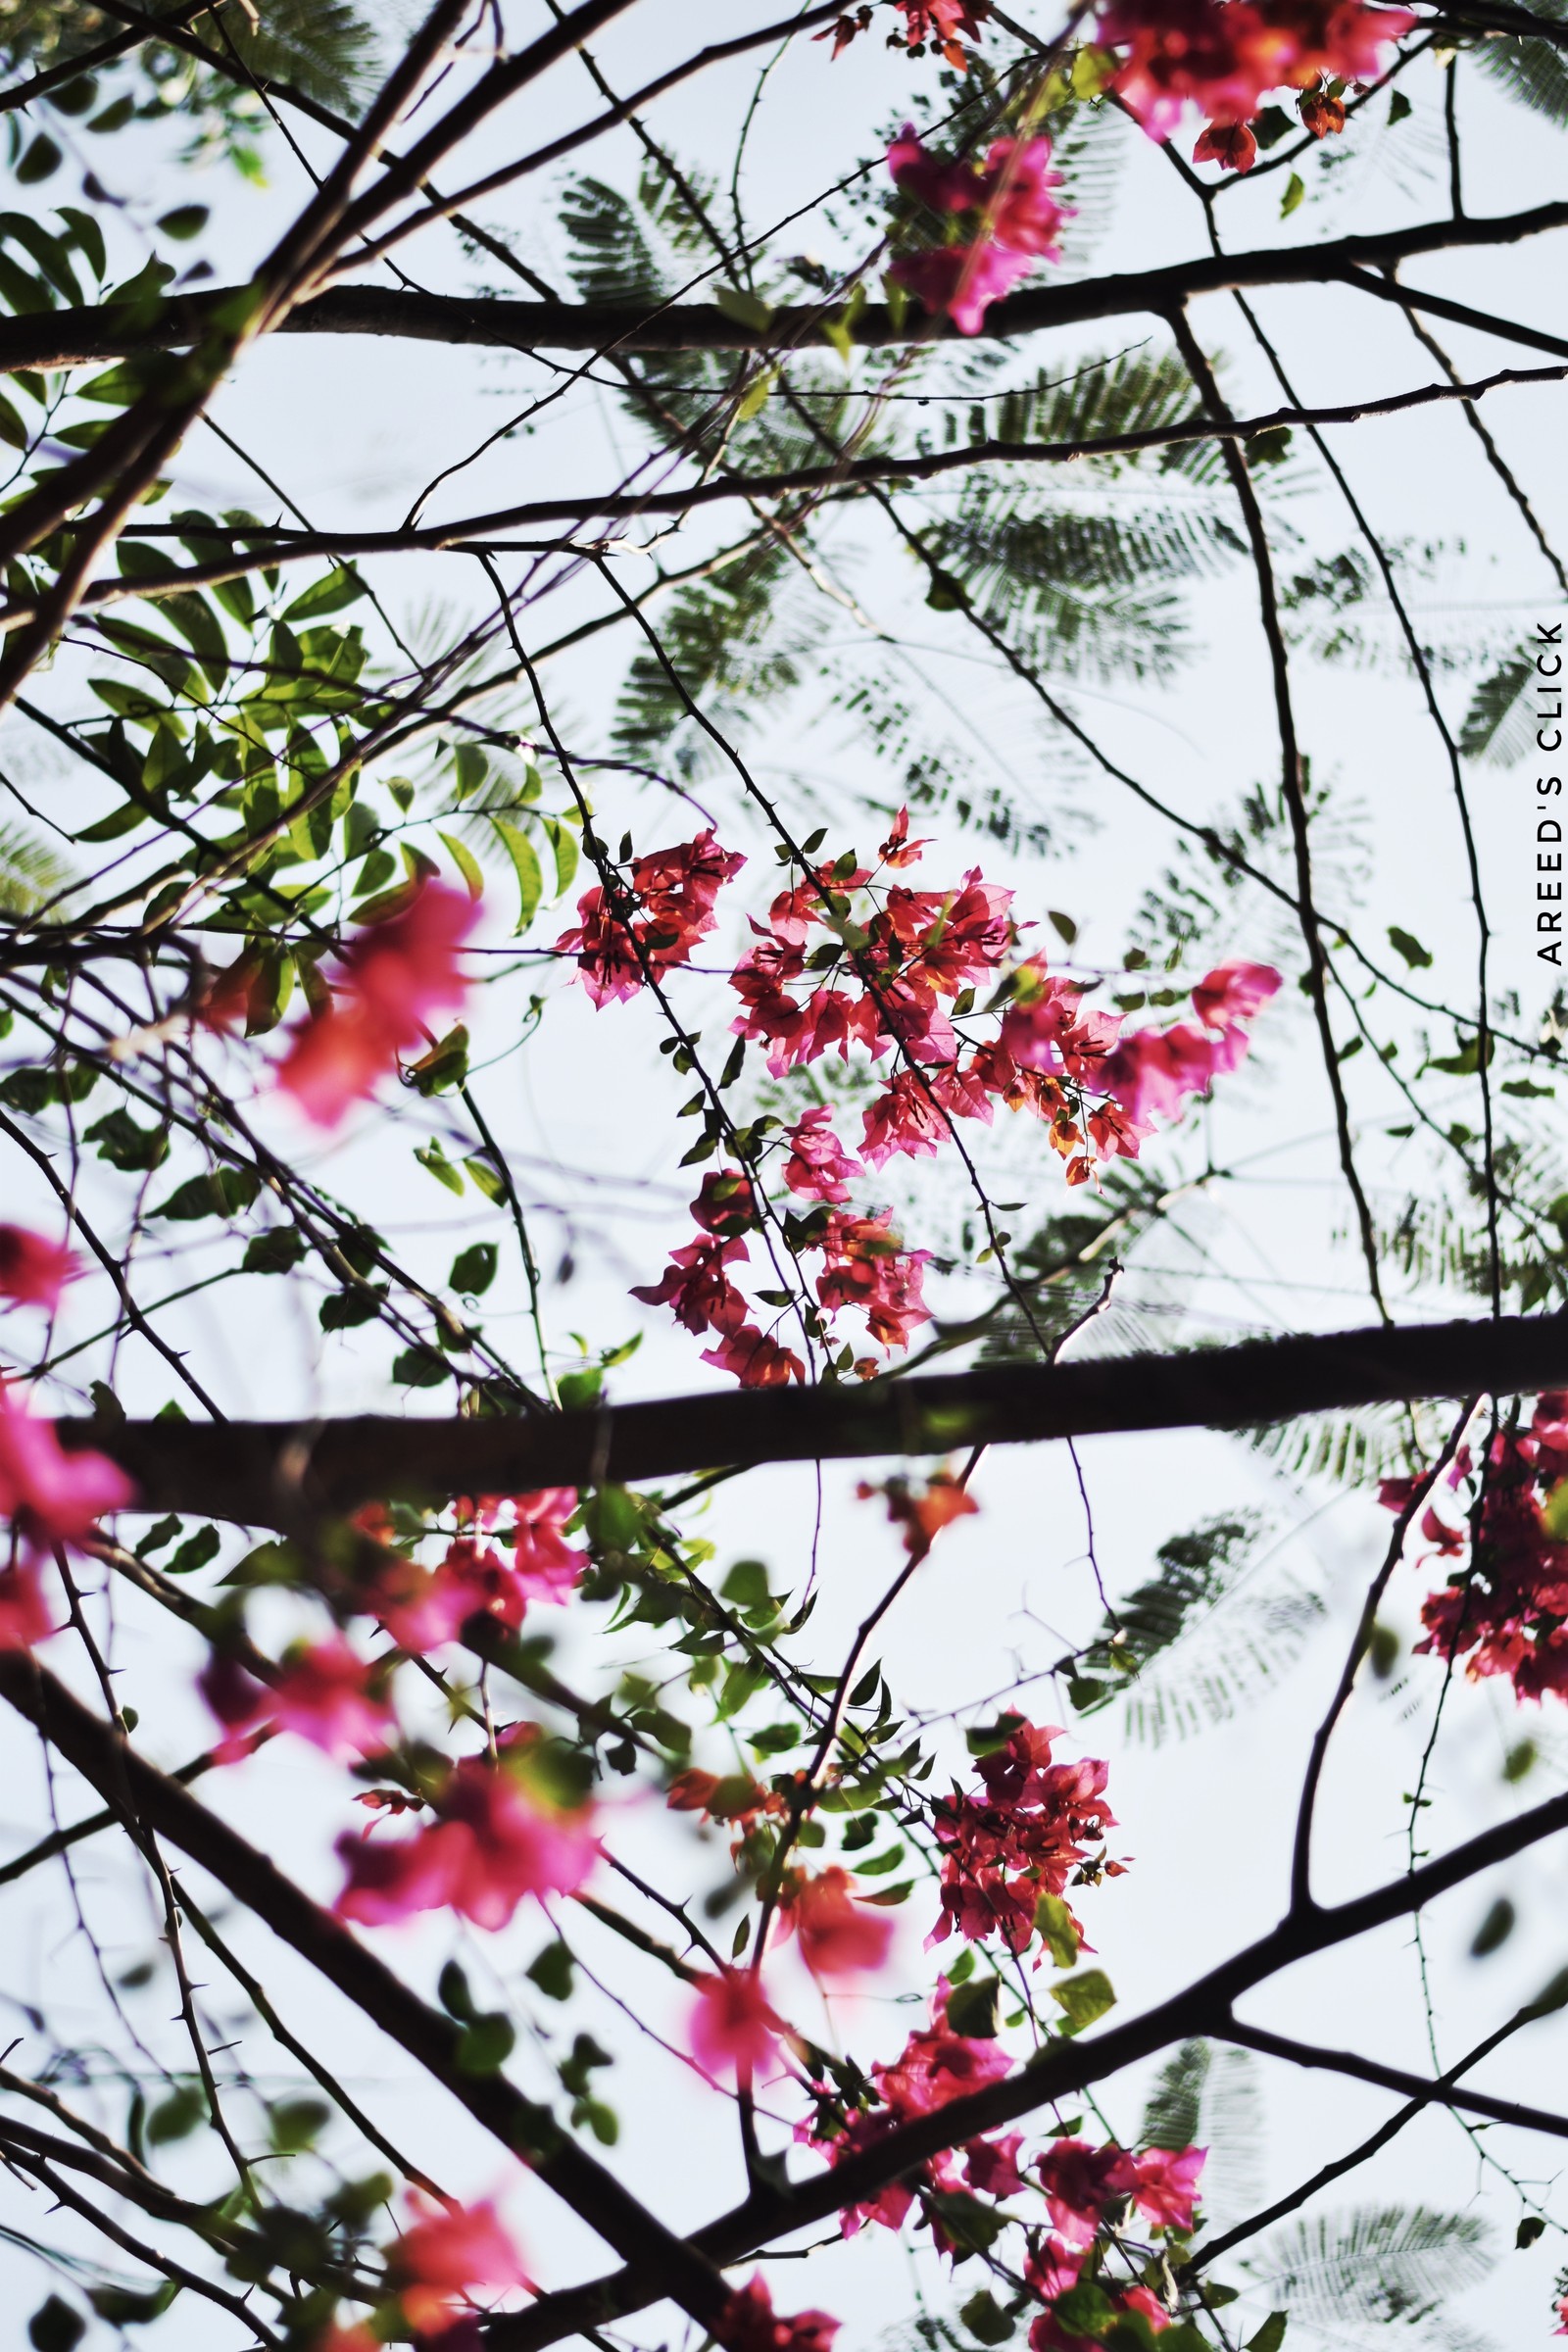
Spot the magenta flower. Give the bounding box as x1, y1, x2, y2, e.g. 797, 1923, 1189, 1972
336, 1743, 597, 1931
0, 1226, 78, 1311
688, 1968, 784, 2082
0, 1385, 134, 1558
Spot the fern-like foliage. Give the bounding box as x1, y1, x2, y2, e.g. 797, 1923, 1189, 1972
1248, 1399, 1416, 1491
985, 346, 1206, 461
1141, 2039, 1210, 2150
1141, 2039, 1263, 2225
223, 0, 380, 108
559, 172, 672, 311
1459, 654, 1535, 764
0, 0, 378, 109
1251, 2205, 1494, 2336
921, 486, 1240, 684
1476, 0, 1568, 126
1068, 1509, 1326, 1743
975, 1170, 1173, 1363
612, 542, 824, 773
0, 819, 74, 916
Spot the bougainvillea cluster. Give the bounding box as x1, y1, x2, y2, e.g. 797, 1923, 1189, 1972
820, 0, 992, 71
858, 0, 1417, 328
932, 1717, 1123, 1953
559, 813, 1279, 1386
1399, 1395, 1568, 1703
889, 126, 1068, 335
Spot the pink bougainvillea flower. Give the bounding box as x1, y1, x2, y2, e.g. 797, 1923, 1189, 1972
558, 829, 743, 1006
635, 1233, 752, 1338
688, 1968, 785, 2081
964, 2132, 1027, 2198
715, 2274, 839, 2352
1129, 2141, 1206, 2230
878, 806, 931, 869
781, 1107, 862, 1203
336, 1740, 597, 1931
931, 1719, 1120, 1953
1191, 958, 1282, 1031
0, 1384, 134, 1557
796, 1980, 1013, 2235
784, 1866, 896, 1981
702, 1323, 807, 1388
1193, 117, 1257, 169
509, 1488, 585, 1604
975, 136, 1069, 255
0, 1560, 52, 1650
1034, 2138, 1139, 2244
814, 1210, 931, 1351
279, 883, 475, 1126
386, 2194, 528, 2336
1102, 0, 1414, 143
889, 239, 1037, 335
889, 122, 988, 215
201, 1638, 395, 1763
860, 1471, 979, 1561
888, 129, 1065, 330
0, 1225, 77, 1310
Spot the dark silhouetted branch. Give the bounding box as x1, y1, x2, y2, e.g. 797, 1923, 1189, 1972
56, 1311, 1568, 1526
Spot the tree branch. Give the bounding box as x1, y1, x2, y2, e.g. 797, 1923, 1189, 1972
54, 1310, 1568, 1524
2, 204, 1564, 371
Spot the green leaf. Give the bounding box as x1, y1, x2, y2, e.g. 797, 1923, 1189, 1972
1035, 1890, 1081, 1970
542, 811, 579, 900
16, 134, 62, 184
416, 1140, 466, 1195
146, 2084, 204, 2144
1388, 88, 1411, 123
166, 1525, 220, 1577
283, 565, 366, 622
465, 1154, 507, 1203
713, 284, 773, 331
737, 363, 776, 420
392, 1345, 449, 1389
861, 1878, 914, 1906
1524, 1963, 1568, 2018
945, 1975, 1001, 2039
1387, 924, 1432, 969
1245, 2318, 1288, 2352
492, 818, 543, 933
451, 1242, 499, 1296
407, 1023, 469, 1097
438, 828, 485, 899
28, 2296, 86, 2352
270, 2095, 330, 2153
1280, 172, 1305, 218
85, 1107, 170, 1171
456, 2012, 516, 2074
244, 1228, 306, 1275
157, 206, 209, 241
153, 1166, 260, 1221
1469, 1896, 1515, 1956
958, 2291, 1014, 2345
527, 1940, 575, 2000
558, 1365, 604, 1412
1050, 1968, 1116, 2035
319, 1285, 386, 1331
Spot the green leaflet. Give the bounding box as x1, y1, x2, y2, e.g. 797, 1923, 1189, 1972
491, 818, 543, 933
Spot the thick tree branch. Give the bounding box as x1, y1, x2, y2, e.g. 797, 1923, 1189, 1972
2, 204, 1564, 372
54, 1311, 1568, 1525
